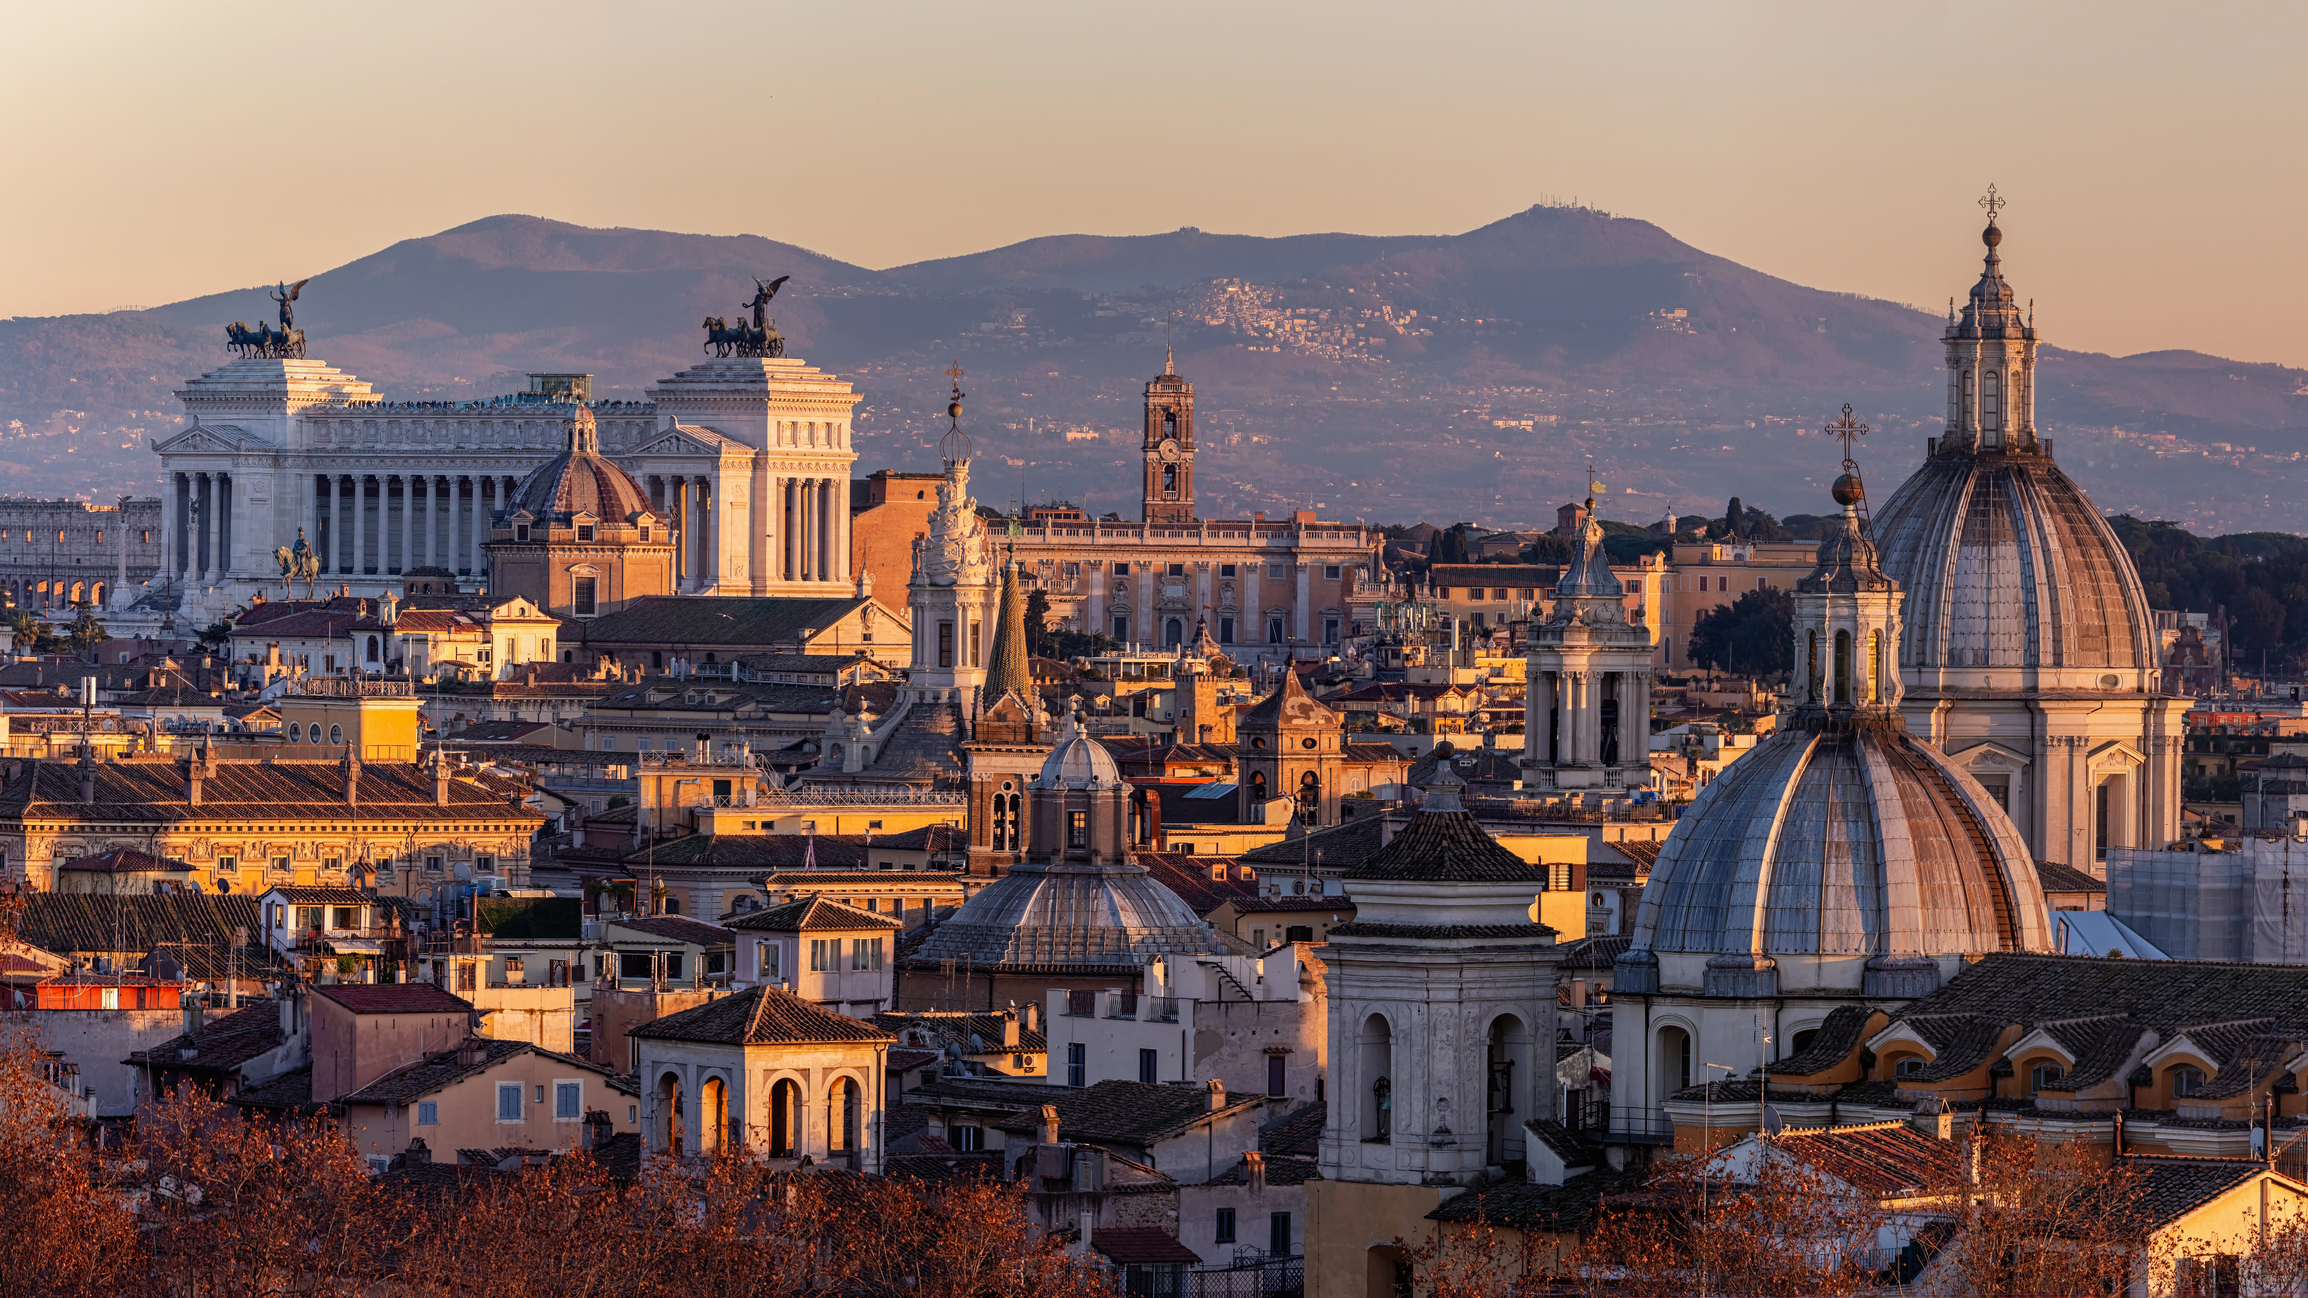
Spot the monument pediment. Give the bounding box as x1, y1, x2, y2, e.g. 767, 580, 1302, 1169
634, 425, 742, 457
154, 424, 257, 454
1947, 739, 2032, 771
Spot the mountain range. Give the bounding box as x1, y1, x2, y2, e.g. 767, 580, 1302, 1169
4, 205, 2305, 532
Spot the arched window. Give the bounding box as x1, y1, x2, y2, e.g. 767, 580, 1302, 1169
2171, 1065, 2208, 1098
1868, 630, 1882, 702
1962, 371, 1975, 425
829, 1077, 860, 1154
1982, 370, 2001, 435
1361, 1014, 1393, 1141
1833, 629, 1853, 704
656, 1072, 683, 1155
1895, 1058, 1925, 1079
1806, 630, 1820, 701
769, 1078, 802, 1157
1297, 771, 1321, 826
2030, 1062, 2064, 1094
698, 1077, 728, 1157
1162, 463, 1178, 493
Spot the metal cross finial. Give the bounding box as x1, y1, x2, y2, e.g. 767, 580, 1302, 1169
1826, 402, 1871, 473
946, 359, 966, 395
1979, 185, 2006, 224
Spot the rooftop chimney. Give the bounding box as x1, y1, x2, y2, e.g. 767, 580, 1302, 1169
343, 753, 361, 808
186, 757, 203, 808
1206, 1078, 1226, 1112
1002, 1009, 1021, 1048
1244, 1150, 1266, 1195
1038, 1103, 1061, 1146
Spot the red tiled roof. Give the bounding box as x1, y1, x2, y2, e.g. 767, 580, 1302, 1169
1092, 1229, 1203, 1265
311, 983, 473, 1015
56, 848, 169, 873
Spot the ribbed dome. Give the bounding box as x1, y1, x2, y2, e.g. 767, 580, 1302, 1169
1632, 719, 2051, 959
505, 408, 654, 526
1871, 454, 2155, 676
910, 857, 1224, 967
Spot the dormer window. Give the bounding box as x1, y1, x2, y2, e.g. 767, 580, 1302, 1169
1894, 1058, 1924, 1079
577, 525, 595, 542
515, 525, 530, 542
2172, 1065, 2208, 1097
639, 526, 651, 542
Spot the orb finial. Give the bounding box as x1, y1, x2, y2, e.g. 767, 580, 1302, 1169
1824, 403, 1871, 508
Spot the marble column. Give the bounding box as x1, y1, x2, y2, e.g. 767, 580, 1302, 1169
783, 477, 799, 582
216, 472, 232, 581
351, 475, 367, 577
450, 476, 465, 577
697, 477, 714, 589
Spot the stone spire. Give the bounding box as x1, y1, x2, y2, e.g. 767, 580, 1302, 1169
984, 550, 1033, 706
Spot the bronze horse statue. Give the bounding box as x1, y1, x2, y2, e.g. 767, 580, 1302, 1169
700, 315, 783, 358
224, 320, 306, 359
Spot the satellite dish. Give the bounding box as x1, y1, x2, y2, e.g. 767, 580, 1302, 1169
1762, 1103, 1784, 1136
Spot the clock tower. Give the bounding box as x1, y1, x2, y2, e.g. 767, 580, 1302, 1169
1141, 343, 1195, 524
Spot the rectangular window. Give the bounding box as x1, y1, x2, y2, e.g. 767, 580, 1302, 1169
1215, 1208, 1236, 1245
1252, 927, 1266, 948
1219, 616, 1235, 643
576, 524, 595, 542
1167, 562, 1185, 577
416, 1101, 438, 1126
1139, 1048, 1159, 1084
811, 939, 830, 972
757, 940, 779, 980
332, 906, 354, 929
951, 1123, 984, 1151
1268, 1054, 1286, 1097
218, 856, 238, 877
1067, 1043, 1086, 1088
1268, 619, 1284, 644
936, 621, 954, 668
1718, 575, 1728, 592
664, 952, 684, 980
272, 855, 290, 875
1468, 587, 1485, 602
619, 951, 651, 979
1491, 588, 1507, 600
1268, 563, 1286, 579
1324, 618, 1340, 645
1269, 1212, 1292, 1257
1324, 565, 1341, 580
1068, 810, 1088, 848
476, 856, 494, 875
1434, 587, 1451, 598
852, 939, 870, 971
504, 956, 525, 978
497, 1083, 522, 1122
1756, 577, 1769, 591
555, 1081, 581, 1120
1113, 615, 1130, 640
1113, 562, 1130, 574
969, 619, 982, 666
1220, 564, 1237, 578
572, 576, 597, 616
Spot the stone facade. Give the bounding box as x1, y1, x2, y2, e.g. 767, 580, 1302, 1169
143, 356, 861, 631
0, 496, 161, 613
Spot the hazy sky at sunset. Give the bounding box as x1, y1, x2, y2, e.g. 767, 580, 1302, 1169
5, 1, 2302, 366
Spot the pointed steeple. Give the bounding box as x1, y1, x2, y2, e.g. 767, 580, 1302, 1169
984, 549, 1033, 707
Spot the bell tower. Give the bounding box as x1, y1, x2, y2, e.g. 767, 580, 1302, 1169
1142, 339, 1195, 524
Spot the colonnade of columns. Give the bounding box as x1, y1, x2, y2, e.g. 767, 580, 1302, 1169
642, 471, 848, 594
164, 470, 233, 583
1528, 668, 1655, 775
307, 473, 518, 581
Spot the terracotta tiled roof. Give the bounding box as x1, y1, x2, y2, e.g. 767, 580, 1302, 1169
1329, 921, 1554, 940
991, 1079, 1263, 1146
260, 886, 375, 906
0, 758, 543, 828
124, 1003, 283, 1073
1427, 1166, 1647, 1230
608, 916, 735, 946
629, 985, 894, 1046
1768, 1005, 1877, 1078
55, 848, 168, 873
1558, 934, 1632, 971
2129, 1157, 2268, 1228
338, 1038, 527, 1105
1132, 853, 1254, 914
1091, 1229, 1202, 1265
580, 596, 881, 649
1260, 1102, 1325, 1158
1342, 807, 1552, 884
1237, 816, 1388, 869
311, 983, 474, 1015
2036, 860, 2108, 893
1772, 1124, 1963, 1197
726, 896, 901, 934
17, 893, 260, 956
228, 1066, 319, 1112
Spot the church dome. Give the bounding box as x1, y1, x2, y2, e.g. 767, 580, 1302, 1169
1034, 705, 1121, 788
1871, 455, 2156, 679
909, 857, 1225, 967
1630, 717, 2052, 967
506, 408, 655, 526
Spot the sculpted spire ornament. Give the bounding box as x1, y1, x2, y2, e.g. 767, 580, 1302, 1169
701, 273, 790, 357
224, 278, 310, 359
920, 461, 991, 588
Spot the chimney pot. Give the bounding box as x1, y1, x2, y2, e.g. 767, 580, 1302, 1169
1245, 1150, 1266, 1195
1206, 1078, 1226, 1112
1037, 1103, 1061, 1146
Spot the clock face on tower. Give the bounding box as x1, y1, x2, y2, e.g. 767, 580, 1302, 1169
1157, 438, 1182, 462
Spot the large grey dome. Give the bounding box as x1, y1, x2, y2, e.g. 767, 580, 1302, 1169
911, 858, 1224, 968
1872, 454, 2156, 678
1631, 718, 2052, 961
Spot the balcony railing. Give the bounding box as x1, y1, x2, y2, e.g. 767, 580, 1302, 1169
1064, 990, 1097, 1018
